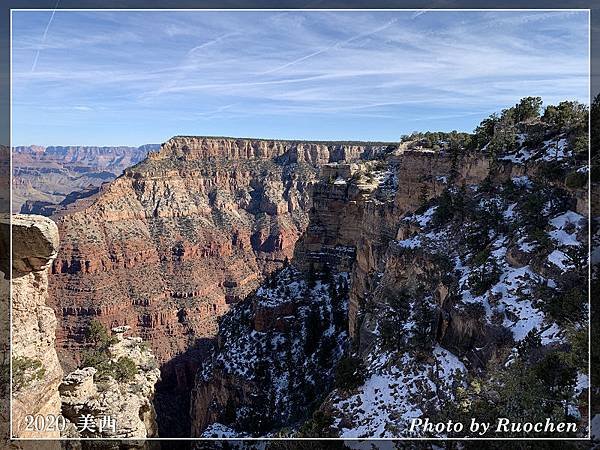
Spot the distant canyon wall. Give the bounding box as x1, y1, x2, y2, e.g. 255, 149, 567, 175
12, 144, 158, 213
47, 136, 395, 381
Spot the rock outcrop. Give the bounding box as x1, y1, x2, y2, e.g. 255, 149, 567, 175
59, 326, 160, 439
294, 151, 494, 342
189, 113, 589, 438
10, 215, 63, 438
191, 265, 349, 436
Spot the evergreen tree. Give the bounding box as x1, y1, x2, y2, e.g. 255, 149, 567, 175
321, 263, 333, 284
438, 359, 569, 437
222, 397, 237, 425
533, 352, 577, 419
453, 184, 468, 223
431, 189, 454, 227
304, 307, 321, 355
85, 319, 116, 349
334, 356, 366, 391
418, 184, 429, 207
412, 299, 435, 350
517, 328, 542, 360
514, 96, 543, 122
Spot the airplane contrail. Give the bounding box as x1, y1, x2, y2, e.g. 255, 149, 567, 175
260, 18, 399, 76
31, 0, 60, 73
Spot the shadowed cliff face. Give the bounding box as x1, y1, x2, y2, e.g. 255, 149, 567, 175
46, 137, 395, 377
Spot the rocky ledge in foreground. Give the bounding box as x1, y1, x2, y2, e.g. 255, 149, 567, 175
59, 326, 160, 439
9, 214, 63, 438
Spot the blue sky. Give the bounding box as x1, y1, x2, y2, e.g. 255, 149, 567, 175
11, 10, 590, 146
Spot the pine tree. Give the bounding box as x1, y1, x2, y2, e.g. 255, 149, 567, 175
412, 299, 435, 350
304, 307, 321, 355
514, 96, 543, 122
453, 184, 468, 223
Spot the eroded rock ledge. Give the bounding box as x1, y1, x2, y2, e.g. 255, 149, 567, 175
9, 215, 161, 440
59, 326, 161, 439
10, 214, 63, 438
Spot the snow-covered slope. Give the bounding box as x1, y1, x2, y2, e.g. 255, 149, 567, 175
191, 265, 350, 436
191, 100, 590, 439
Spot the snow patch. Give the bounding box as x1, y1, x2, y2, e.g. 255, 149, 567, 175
512, 176, 533, 188
201, 423, 246, 438
547, 250, 574, 270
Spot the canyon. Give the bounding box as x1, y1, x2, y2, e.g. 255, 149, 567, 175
190, 113, 591, 437
43, 136, 395, 435
9, 98, 593, 439
13, 144, 158, 214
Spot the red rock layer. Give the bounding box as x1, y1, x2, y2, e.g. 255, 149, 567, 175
47, 136, 393, 373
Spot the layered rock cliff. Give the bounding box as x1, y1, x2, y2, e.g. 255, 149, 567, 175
320, 149, 589, 437
13, 144, 158, 213
46, 137, 394, 390
10, 215, 63, 438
